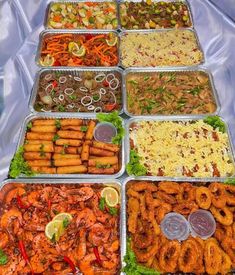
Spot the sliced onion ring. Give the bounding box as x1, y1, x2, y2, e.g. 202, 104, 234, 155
74, 76, 82, 82
41, 108, 51, 112
92, 93, 101, 102
45, 83, 54, 93
94, 107, 102, 113
106, 73, 115, 82
100, 88, 106, 95
107, 90, 117, 104
79, 87, 88, 93
88, 105, 95, 111
81, 96, 92, 106
59, 76, 67, 83
64, 88, 74, 95
95, 73, 106, 83
53, 97, 60, 103
44, 74, 52, 81
59, 95, 64, 101
109, 78, 119, 90
67, 103, 75, 109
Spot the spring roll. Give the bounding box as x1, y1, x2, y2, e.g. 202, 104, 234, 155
88, 156, 118, 167
54, 146, 77, 154
81, 144, 89, 161
55, 139, 82, 147
88, 167, 115, 174
24, 144, 54, 153
85, 140, 92, 145
31, 167, 56, 174
112, 164, 119, 172
57, 165, 87, 174
60, 119, 83, 126
90, 147, 114, 157
62, 125, 87, 131
85, 121, 96, 140
77, 147, 82, 154
26, 140, 52, 145
93, 141, 119, 152
24, 152, 51, 160
57, 130, 84, 140
26, 132, 54, 141
53, 154, 80, 160
54, 159, 82, 167
31, 126, 56, 133
27, 160, 51, 167
33, 119, 55, 126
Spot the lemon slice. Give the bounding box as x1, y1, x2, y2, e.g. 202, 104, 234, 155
105, 33, 118, 47
68, 42, 86, 57
101, 187, 119, 207
53, 213, 73, 223
40, 54, 55, 66
45, 220, 64, 241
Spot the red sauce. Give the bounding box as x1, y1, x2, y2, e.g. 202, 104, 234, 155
188, 210, 216, 239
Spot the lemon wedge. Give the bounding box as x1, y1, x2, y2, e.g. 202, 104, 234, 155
105, 33, 118, 47
39, 54, 55, 66
53, 212, 73, 223
101, 187, 119, 207
45, 220, 64, 241
68, 42, 86, 57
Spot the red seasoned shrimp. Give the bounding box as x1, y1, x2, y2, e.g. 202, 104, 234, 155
0, 208, 22, 229
88, 223, 111, 246
76, 208, 96, 228
79, 253, 96, 275
75, 228, 87, 261
0, 231, 9, 249
5, 187, 26, 204
67, 187, 94, 204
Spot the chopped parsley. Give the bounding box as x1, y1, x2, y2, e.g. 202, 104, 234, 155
58, 105, 65, 112
52, 134, 60, 142
92, 95, 99, 101
69, 95, 77, 100
55, 119, 61, 129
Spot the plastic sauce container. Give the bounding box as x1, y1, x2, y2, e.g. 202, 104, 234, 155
188, 209, 216, 239
160, 212, 190, 241
94, 122, 117, 143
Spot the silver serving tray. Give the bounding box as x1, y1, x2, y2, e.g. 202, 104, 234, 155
118, 0, 194, 31
12, 113, 125, 179
122, 66, 220, 117
29, 67, 124, 116
119, 28, 205, 68
124, 115, 235, 179
0, 178, 125, 275
44, 0, 120, 31
35, 29, 120, 68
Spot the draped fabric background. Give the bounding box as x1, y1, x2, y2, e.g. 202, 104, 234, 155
0, 0, 235, 181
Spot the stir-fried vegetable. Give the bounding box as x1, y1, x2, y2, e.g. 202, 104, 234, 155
48, 2, 118, 29
120, 0, 191, 29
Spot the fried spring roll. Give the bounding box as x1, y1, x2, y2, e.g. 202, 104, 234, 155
55, 139, 82, 147
81, 144, 89, 161
27, 160, 51, 167
26, 132, 54, 141
54, 159, 82, 167
85, 121, 96, 140
57, 165, 87, 174
54, 146, 77, 154
93, 141, 119, 152
33, 119, 55, 126
57, 130, 84, 140
62, 125, 87, 131
85, 140, 92, 145
88, 167, 115, 174
31, 167, 56, 174
112, 164, 119, 172
53, 154, 80, 160
88, 156, 118, 166
31, 126, 56, 133
90, 147, 114, 157
60, 119, 83, 126
24, 152, 51, 160
24, 144, 54, 153
77, 147, 82, 154
26, 140, 52, 145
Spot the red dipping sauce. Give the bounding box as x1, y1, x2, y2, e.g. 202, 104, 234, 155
94, 122, 117, 143
188, 210, 216, 239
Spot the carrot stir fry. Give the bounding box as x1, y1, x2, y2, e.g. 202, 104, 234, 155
0, 183, 121, 274
39, 33, 118, 67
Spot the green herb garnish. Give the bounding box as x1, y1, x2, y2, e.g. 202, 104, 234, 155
99, 197, 118, 216
203, 116, 226, 133
96, 163, 111, 169
187, 86, 202, 96
99, 197, 106, 211
109, 207, 118, 216
0, 249, 8, 265
52, 134, 60, 142
61, 144, 69, 155
69, 95, 77, 100
58, 105, 65, 112
128, 80, 138, 85
144, 75, 149, 81
40, 144, 46, 157
63, 218, 70, 228
159, 72, 164, 79
92, 95, 99, 101
123, 238, 160, 275
126, 149, 147, 176
80, 126, 88, 132
26, 122, 32, 131
9, 146, 35, 178
55, 119, 61, 129
96, 111, 125, 145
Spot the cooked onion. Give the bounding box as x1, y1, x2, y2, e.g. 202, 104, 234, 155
106, 73, 115, 82
107, 90, 117, 104
100, 88, 106, 95
94, 107, 102, 112
81, 96, 92, 106
64, 88, 74, 95
59, 76, 67, 83
80, 87, 88, 93
59, 95, 64, 101
44, 74, 52, 81
88, 105, 95, 111
45, 83, 54, 93
74, 76, 82, 81
109, 78, 119, 90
